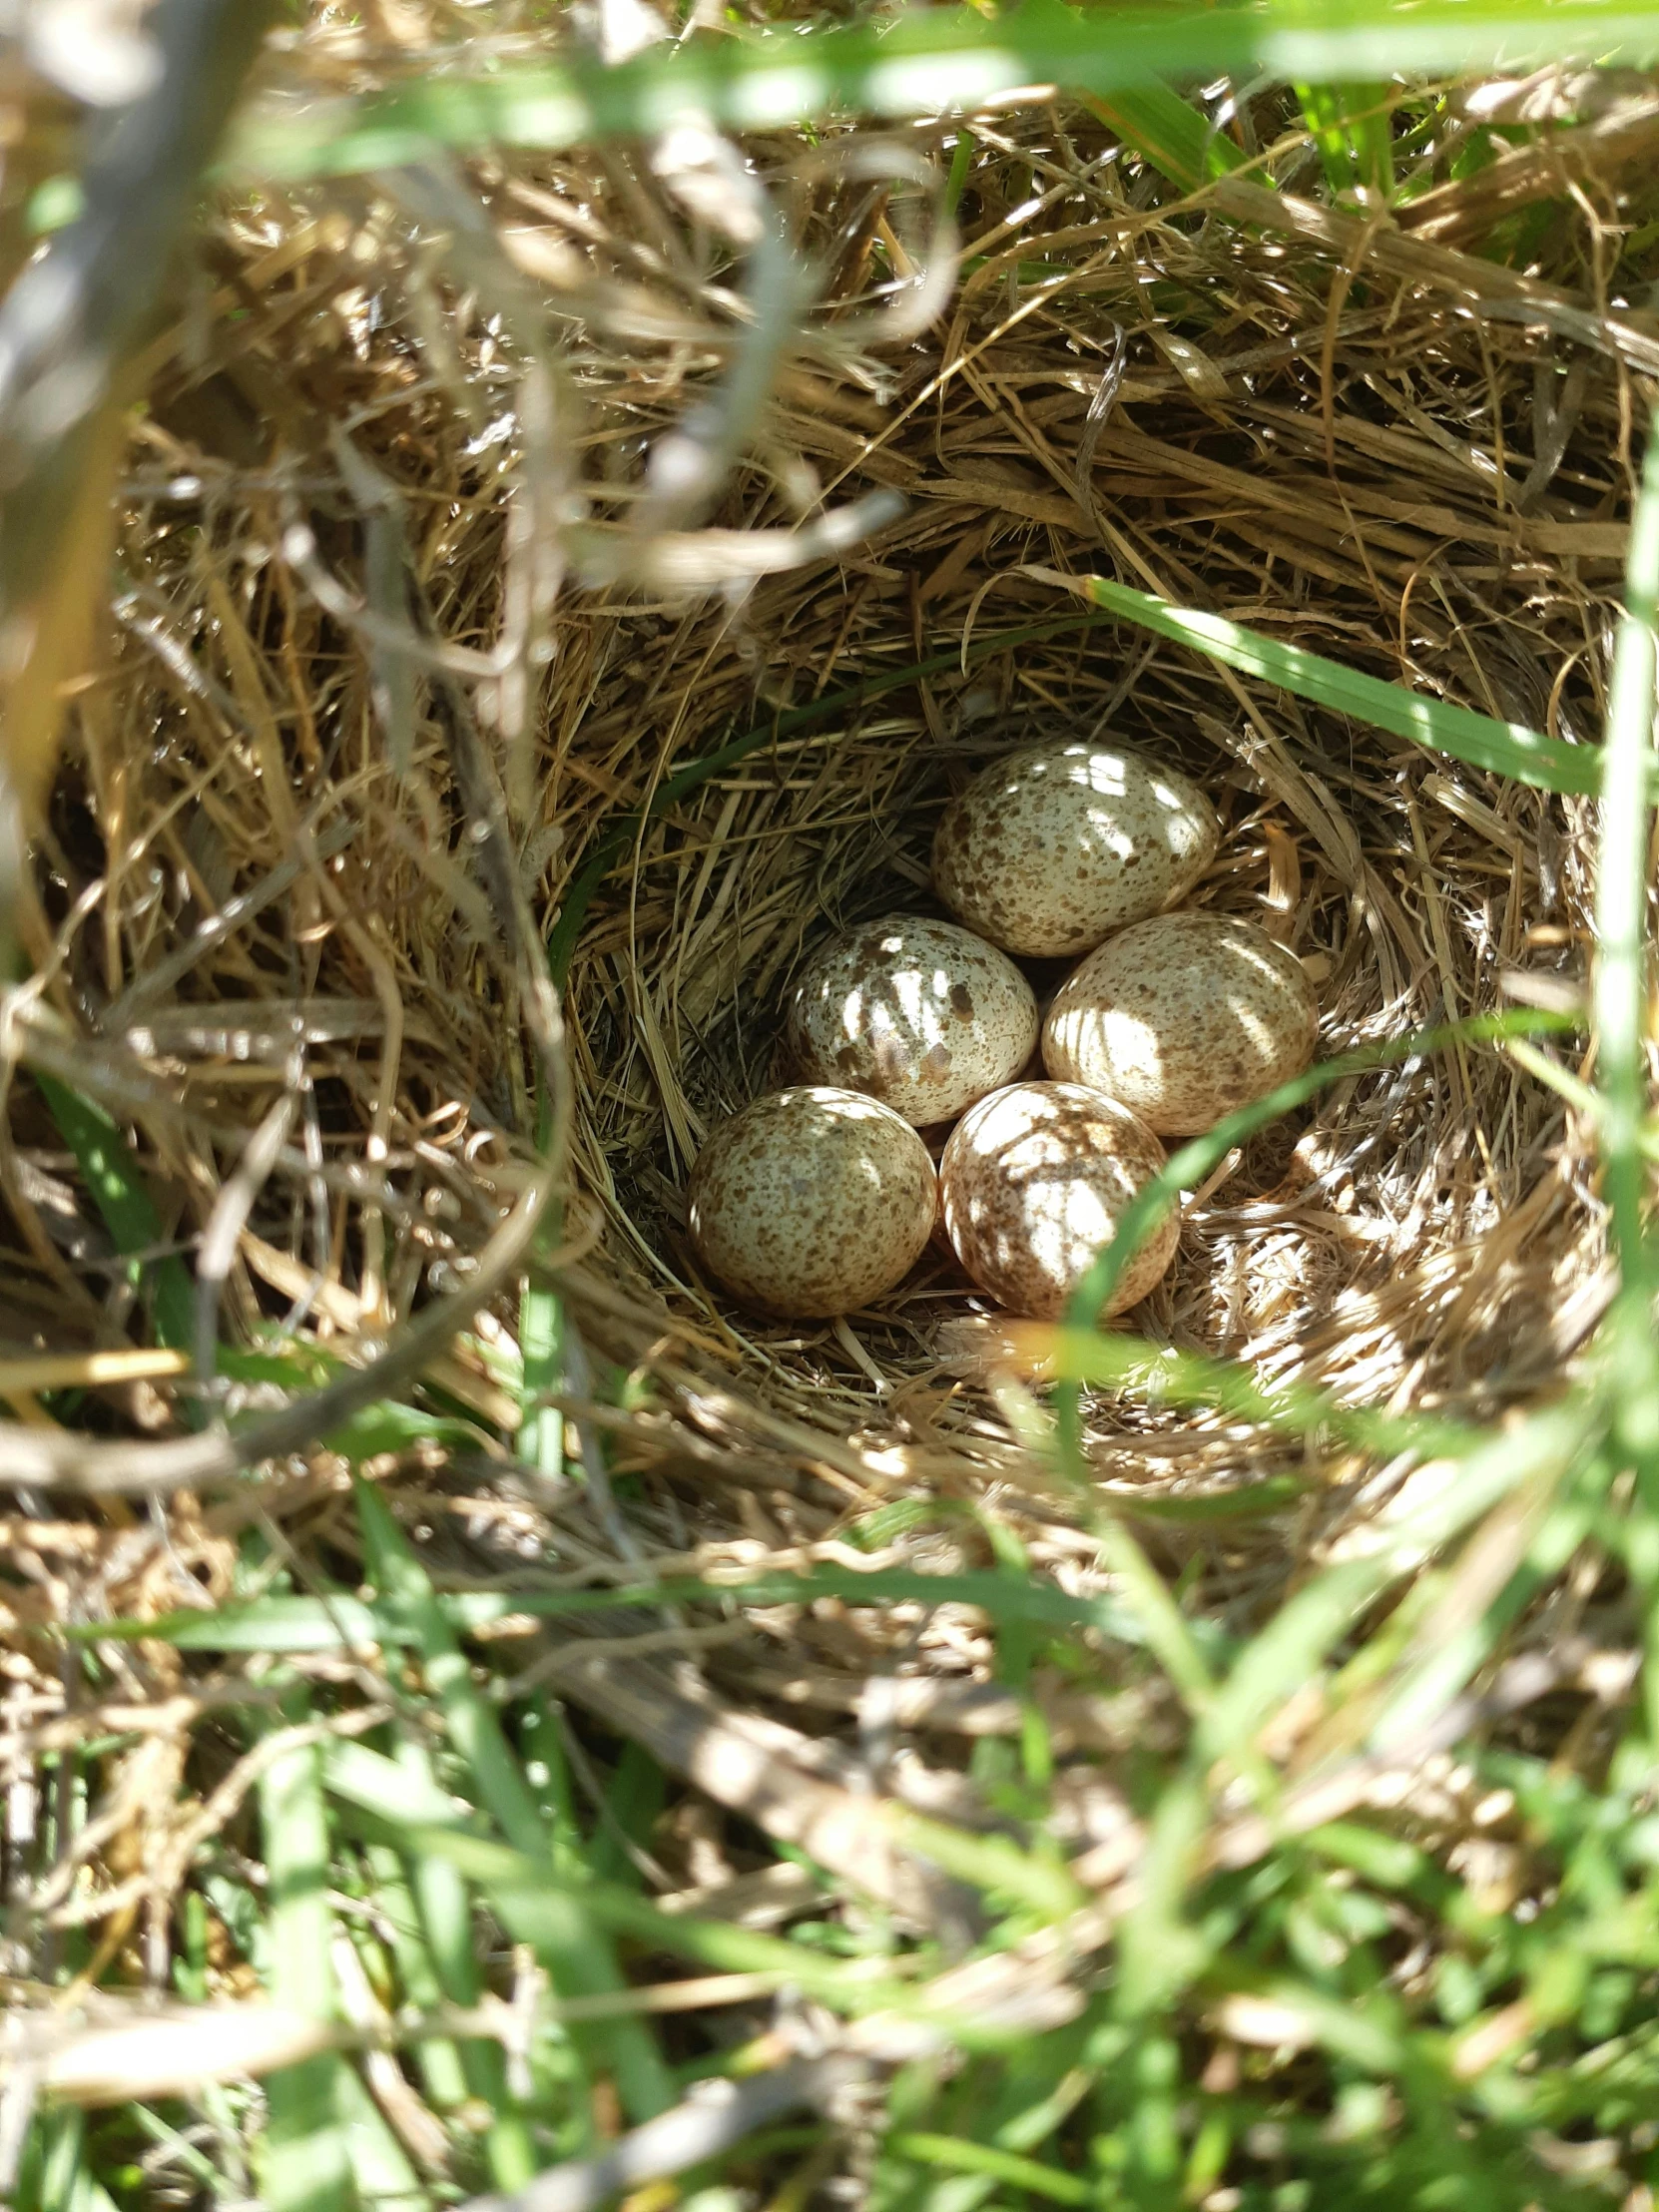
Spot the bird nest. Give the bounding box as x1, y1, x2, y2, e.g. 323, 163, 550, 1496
7, 63, 1639, 1970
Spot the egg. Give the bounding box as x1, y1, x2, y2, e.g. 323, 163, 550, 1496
1042, 911, 1319, 1134
687, 1086, 938, 1318
932, 739, 1220, 957
938, 1081, 1177, 1320
786, 913, 1038, 1126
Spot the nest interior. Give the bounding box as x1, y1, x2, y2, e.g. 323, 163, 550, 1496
8, 70, 1646, 1955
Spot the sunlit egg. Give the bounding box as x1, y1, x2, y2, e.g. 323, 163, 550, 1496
688, 1086, 938, 1318
931, 739, 1219, 957
1043, 911, 1319, 1134
786, 913, 1038, 1125
938, 1080, 1177, 1320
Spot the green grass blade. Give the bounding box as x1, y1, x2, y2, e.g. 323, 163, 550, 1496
943, 127, 974, 215
329, 2064, 425, 2212
354, 1476, 553, 1861
227, 1, 1659, 183
586, 1738, 665, 1890
328, 1737, 479, 1831
373, 1824, 1110, 2056
30, 2112, 122, 2212
333, 1742, 811, 2042
400, 1901, 540, 2186
80, 1563, 1173, 1657
888, 1809, 1083, 1918
361, 1844, 470, 2110
333, 2061, 428, 2212
1367, 1495, 1592, 1753
366, 1793, 540, 2189
1089, 1513, 1218, 1720
1116, 1780, 1213, 2019
126, 2108, 228, 2199
518, 1275, 565, 1477
885, 2134, 1090, 2206
1194, 1395, 1596, 1769
257, 1690, 353, 2212
352, 1476, 675, 2124
391, 1825, 916, 2014
1028, 1330, 1478, 1461
1053, 571, 1597, 795
1122, 1475, 1309, 1522
1079, 82, 1247, 194
1295, 80, 1395, 197
35, 1071, 196, 1355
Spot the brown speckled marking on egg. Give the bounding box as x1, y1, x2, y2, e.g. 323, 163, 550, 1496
932, 740, 1220, 957
1043, 912, 1319, 1134
688, 1086, 938, 1318
785, 914, 1037, 1125
938, 1080, 1177, 1320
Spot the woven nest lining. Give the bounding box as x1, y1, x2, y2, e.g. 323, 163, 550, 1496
26, 97, 1630, 1608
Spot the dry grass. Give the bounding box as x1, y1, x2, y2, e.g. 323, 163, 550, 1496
7, 29, 1659, 2203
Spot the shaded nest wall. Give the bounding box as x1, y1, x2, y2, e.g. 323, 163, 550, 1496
18, 85, 1645, 1633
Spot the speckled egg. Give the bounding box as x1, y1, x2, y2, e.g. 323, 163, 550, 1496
1042, 911, 1319, 1134
938, 1081, 1177, 1320
786, 913, 1038, 1127
932, 740, 1220, 957
687, 1086, 938, 1318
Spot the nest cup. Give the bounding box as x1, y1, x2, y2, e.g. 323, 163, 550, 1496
564, 583, 1597, 1479
42, 106, 1617, 1555
543, 563, 1613, 1558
